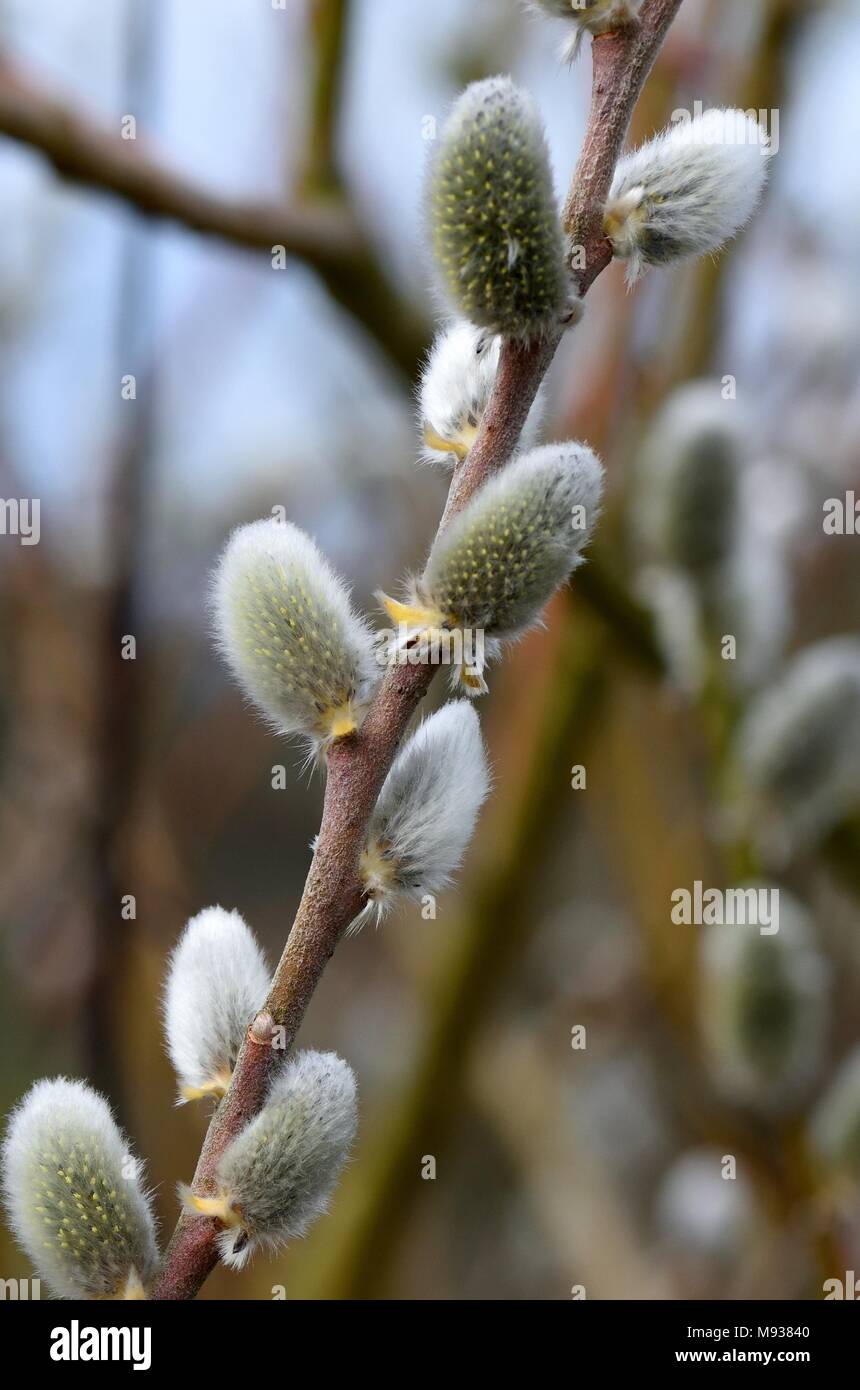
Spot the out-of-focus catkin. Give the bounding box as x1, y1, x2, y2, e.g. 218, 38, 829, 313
213, 518, 378, 756
700, 890, 828, 1112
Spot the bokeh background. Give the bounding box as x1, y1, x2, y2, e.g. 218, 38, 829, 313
2, 0, 860, 1300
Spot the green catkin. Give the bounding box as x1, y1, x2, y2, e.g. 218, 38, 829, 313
426, 76, 573, 340
2, 1079, 158, 1299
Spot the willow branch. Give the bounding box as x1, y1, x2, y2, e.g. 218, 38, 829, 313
151, 0, 684, 1301
0, 59, 426, 372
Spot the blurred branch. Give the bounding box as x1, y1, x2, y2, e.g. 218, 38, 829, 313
0, 58, 426, 373
151, 0, 685, 1300
299, 0, 350, 198
297, 615, 608, 1299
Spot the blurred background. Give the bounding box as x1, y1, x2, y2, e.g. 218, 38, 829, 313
2, 0, 860, 1300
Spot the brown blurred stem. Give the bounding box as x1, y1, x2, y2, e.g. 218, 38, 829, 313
151, 0, 685, 1300
0, 56, 425, 374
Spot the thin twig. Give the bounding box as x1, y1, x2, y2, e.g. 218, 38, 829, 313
151, 0, 685, 1300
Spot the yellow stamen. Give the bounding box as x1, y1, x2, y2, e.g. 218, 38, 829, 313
379, 593, 445, 630
180, 1068, 233, 1103
178, 1184, 243, 1228
423, 425, 477, 461
360, 840, 397, 899
327, 704, 358, 739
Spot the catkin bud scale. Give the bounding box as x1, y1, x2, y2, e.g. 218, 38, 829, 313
213, 518, 378, 755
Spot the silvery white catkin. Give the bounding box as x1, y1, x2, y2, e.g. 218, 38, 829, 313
418, 319, 545, 467
213, 518, 378, 754
381, 442, 603, 693
354, 701, 490, 930
529, 1, 642, 62
736, 638, 860, 854
604, 109, 771, 283
163, 906, 271, 1103
700, 890, 828, 1112
811, 1045, 860, 1185
426, 76, 573, 340
634, 382, 743, 588
180, 1051, 356, 1270
2, 1078, 159, 1299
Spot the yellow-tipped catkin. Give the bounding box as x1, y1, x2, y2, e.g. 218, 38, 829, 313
382, 442, 602, 692
213, 518, 378, 755
426, 76, 574, 340
605, 109, 771, 284
162, 906, 270, 1105
353, 701, 490, 930
1, 1078, 159, 1299
418, 319, 545, 467
180, 1050, 357, 1270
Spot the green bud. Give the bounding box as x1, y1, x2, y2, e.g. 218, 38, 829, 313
426, 76, 573, 340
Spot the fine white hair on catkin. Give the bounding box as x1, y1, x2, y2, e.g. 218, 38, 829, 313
379, 441, 603, 696
355, 701, 490, 929
183, 1050, 357, 1270
604, 108, 771, 283
528, 1, 643, 62
212, 517, 378, 754
426, 76, 574, 340
423, 440, 604, 638
2, 1077, 159, 1299
163, 906, 271, 1104
418, 319, 545, 468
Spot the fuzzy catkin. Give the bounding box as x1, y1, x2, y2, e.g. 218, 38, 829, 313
811, 1045, 860, 1185
426, 76, 572, 340
355, 701, 490, 928
418, 319, 545, 467
181, 1051, 356, 1269
700, 891, 827, 1112
635, 382, 743, 585
2, 1078, 158, 1299
529, 1, 642, 61
605, 109, 771, 283
737, 638, 860, 854
163, 907, 271, 1103
428, 441, 601, 632
213, 518, 378, 754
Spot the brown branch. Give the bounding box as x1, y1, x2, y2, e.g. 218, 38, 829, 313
0, 59, 426, 373
151, 0, 685, 1301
